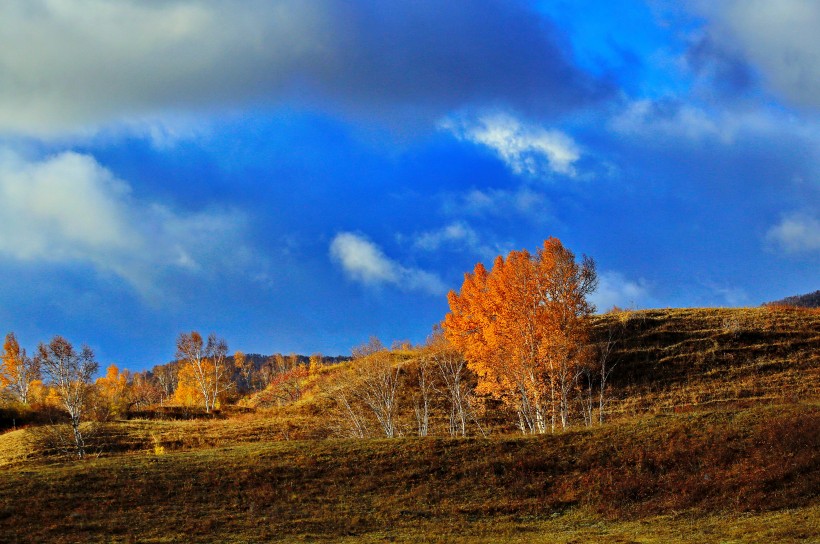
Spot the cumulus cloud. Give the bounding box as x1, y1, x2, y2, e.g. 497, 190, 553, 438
0, 148, 248, 296
589, 271, 651, 312
693, 0, 820, 110
766, 213, 820, 253
443, 113, 581, 177
0, 0, 606, 137
330, 232, 445, 295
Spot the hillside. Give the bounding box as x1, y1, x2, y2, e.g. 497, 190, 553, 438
0, 306, 818, 542
595, 306, 820, 416
0, 404, 816, 542
766, 290, 820, 308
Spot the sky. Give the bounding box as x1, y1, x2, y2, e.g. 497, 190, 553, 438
1, 0, 818, 369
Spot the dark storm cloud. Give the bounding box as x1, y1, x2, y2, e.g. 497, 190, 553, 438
0, 0, 610, 136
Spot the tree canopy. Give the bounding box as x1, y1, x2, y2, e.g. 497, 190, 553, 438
443, 237, 597, 432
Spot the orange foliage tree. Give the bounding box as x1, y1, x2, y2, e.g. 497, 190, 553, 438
443, 238, 597, 433
0, 332, 40, 404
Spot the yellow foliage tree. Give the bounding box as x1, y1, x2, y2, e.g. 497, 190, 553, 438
95, 364, 130, 419
234, 350, 254, 393
175, 331, 233, 412
309, 353, 323, 375
0, 332, 41, 404
444, 238, 597, 433
173, 362, 203, 407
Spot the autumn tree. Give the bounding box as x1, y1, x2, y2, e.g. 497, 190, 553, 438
287, 353, 300, 371
234, 350, 255, 393
0, 332, 41, 404
129, 371, 162, 409
257, 356, 278, 389
352, 336, 385, 358
352, 345, 403, 438
328, 338, 401, 438
410, 351, 434, 437
308, 353, 323, 375
444, 238, 597, 433
152, 361, 178, 405
37, 336, 99, 458
175, 331, 233, 413
94, 364, 131, 420
423, 329, 475, 437
583, 318, 622, 425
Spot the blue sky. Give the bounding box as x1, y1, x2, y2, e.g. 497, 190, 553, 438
1, 0, 818, 368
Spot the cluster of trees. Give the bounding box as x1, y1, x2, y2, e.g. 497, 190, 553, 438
329, 238, 613, 438
326, 334, 481, 438
0, 331, 341, 413
0, 334, 99, 457
0, 330, 340, 456
2, 237, 615, 449
444, 238, 601, 433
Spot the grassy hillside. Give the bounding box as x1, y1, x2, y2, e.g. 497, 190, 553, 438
0, 403, 817, 543
0, 306, 818, 542
595, 307, 820, 416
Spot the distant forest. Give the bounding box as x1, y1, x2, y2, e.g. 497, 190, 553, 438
765, 290, 820, 308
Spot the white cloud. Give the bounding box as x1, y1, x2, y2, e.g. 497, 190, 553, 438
766, 213, 820, 253
329, 232, 399, 285
693, 0, 820, 110
0, 148, 248, 296
330, 232, 445, 295
590, 271, 651, 312
441, 112, 581, 177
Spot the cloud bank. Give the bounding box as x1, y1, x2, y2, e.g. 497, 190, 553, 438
0, 0, 607, 137
694, 0, 820, 110
330, 232, 445, 295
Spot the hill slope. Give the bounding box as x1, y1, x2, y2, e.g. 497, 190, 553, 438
0, 306, 818, 542
766, 290, 820, 308
596, 307, 820, 416
0, 403, 816, 543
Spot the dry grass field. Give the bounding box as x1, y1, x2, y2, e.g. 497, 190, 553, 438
0, 306, 817, 542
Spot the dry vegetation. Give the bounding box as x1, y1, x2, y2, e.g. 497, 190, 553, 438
0, 306, 818, 542
0, 404, 816, 542
598, 307, 820, 416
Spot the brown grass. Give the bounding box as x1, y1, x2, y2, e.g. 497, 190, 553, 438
0, 306, 818, 542
0, 402, 817, 542
593, 307, 820, 418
